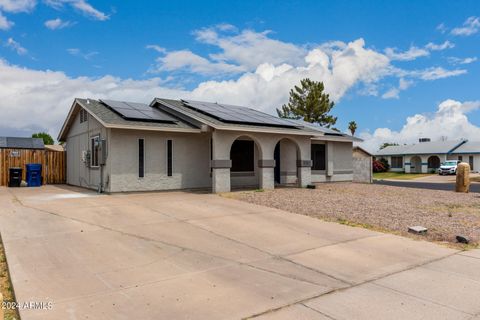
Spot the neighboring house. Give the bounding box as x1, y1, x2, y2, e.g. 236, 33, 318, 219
375, 139, 480, 173
352, 146, 373, 183
0, 137, 45, 150
58, 98, 361, 193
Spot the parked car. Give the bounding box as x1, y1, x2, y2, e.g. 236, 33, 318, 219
438, 160, 460, 175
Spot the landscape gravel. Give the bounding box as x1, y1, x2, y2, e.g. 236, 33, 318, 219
234, 183, 480, 246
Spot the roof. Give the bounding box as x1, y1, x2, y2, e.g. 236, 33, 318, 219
353, 146, 372, 156
45, 144, 65, 152
375, 140, 467, 156
58, 98, 201, 141
0, 137, 45, 149
450, 141, 480, 154
59, 97, 360, 142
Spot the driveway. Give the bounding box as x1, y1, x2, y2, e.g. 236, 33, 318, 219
1, 186, 480, 319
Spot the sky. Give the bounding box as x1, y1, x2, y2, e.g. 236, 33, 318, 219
0, 0, 479, 151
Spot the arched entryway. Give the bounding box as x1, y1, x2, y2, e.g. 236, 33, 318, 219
410, 156, 422, 173
273, 138, 301, 186
427, 156, 440, 170
229, 136, 261, 189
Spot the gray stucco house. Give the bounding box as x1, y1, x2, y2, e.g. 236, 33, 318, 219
375, 139, 480, 173
58, 98, 360, 193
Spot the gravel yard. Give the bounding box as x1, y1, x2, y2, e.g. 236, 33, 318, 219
233, 183, 480, 247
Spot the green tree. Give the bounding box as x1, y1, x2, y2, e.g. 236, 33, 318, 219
277, 78, 337, 128
348, 121, 357, 136
379, 142, 399, 150
32, 132, 54, 145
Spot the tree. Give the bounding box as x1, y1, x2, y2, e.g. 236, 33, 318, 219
277, 78, 337, 128
379, 142, 399, 150
32, 132, 54, 145
348, 121, 357, 136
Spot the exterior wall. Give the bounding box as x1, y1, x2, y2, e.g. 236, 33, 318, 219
352, 151, 372, 183
448, 154, 480, 172
383, 154, 447, 173
65, 109, 108, 191
280, 139, 298, 184
311, 141, 353, 183
230, 140, 260, 188
108, 129, 211, 192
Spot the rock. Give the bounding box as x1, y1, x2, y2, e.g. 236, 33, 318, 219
456, 235, 470, 244
408, 226, 428, 234
306, 184, 316, 189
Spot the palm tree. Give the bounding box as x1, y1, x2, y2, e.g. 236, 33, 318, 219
348, 121, 357, 136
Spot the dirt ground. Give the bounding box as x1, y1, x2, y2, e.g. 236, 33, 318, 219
233, 183, 480, 247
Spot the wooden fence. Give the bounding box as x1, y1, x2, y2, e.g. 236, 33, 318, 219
0, 149, 66, 186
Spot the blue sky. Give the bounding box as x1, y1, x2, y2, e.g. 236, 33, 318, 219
0, 0, 479, 149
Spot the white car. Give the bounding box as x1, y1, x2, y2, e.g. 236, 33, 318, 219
438, 160, 460, 175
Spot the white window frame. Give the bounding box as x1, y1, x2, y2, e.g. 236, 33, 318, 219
90, 135, 100, 168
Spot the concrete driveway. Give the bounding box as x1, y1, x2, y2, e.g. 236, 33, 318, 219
1, 186, 480, 320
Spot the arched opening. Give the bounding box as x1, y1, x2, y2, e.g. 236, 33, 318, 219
427, 156, 440, 170
273, 138, 301, 186
410, 156, 422, 173
229, 136, 260, 189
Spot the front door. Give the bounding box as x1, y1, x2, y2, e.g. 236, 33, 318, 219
274, 143, 280, 184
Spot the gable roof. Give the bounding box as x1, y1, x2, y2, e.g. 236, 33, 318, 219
0, 137, 44, 149
375, 140, 467, 156
450, 141, 480, 154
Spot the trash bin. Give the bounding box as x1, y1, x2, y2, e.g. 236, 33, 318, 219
8, 167, 22, 187
26, 164, 42, 187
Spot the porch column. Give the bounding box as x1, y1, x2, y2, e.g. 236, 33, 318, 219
404, 160, 411, 173
421, 156, 428, 173
297, 160, 312, 187
211, 160, 231, 193
258, 159, 275, 190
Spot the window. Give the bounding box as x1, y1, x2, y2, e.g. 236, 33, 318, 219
230, 140, 254, 172
391, 156, 403, 168
90, 135, 100, 167
138, 139, 144, 178
167, 139, 173, 177
311, 144, 326, 170
458, 155, 463, 161
80, 109, 88, 123
469, 156, 474, 170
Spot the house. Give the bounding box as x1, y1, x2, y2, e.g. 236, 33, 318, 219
375, 139, 480, 173
58, 98, 361, 193
352, 146, 373, 183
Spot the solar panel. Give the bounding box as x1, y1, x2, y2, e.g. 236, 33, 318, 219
100, 99, 178, 123
181, 100, 300, 128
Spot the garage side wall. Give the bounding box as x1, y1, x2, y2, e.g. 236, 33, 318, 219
108, 129, 211, 192
66, 110, 108, 190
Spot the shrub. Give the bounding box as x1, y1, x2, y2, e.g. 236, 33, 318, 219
373, 160, 387, 172
379, 158, 390, 171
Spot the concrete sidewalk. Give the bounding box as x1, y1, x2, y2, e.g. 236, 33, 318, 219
0, 185, 479, 319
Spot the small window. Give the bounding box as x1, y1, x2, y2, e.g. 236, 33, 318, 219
391, 156, 403, 168
167, 139, 173, 176
231, 140, 254, 172
90, 135, 100, 167
80, 109, 88, 123
139, 139, 145, 178
458, 155, 463, 161
311, 144, 326, 170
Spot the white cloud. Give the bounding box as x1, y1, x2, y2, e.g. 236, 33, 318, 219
44, 18, 74, 30
4, 38, 27, 55
194, 26, 307, 70
384, 46, 429, 61
360, 99, 480, 152
0, 11, 13, 30
436, 23, 447, 34
448, 56, 477, 65
425, 40, 454, 51
153, 49, 246, 75
382, 78, 413, 99
411, 67, 467, 80
146, 44, 166, 53
44, 0, 108, 21
0, 0, 36, 13
451, 16, 480, 36
67, 48, 98, 60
